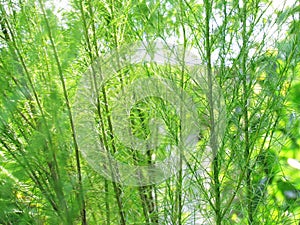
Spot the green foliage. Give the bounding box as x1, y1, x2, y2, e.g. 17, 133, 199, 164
0, 0, 299, 224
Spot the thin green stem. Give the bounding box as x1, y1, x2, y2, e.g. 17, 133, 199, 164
38, 1, 86, 224
204, 0, 222, 224
240, 0, 253, 223
78, 1, 126, 224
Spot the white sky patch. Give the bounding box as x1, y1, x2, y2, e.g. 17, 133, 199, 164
53, 0, 71, 11
272, 0, 296, 11
288, 158, 300, 170
49, 0, 71, 21
264, 0, 297, 40
46, 0, 297, 64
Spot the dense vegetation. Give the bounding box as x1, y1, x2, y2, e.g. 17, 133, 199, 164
0, 0, 299, 224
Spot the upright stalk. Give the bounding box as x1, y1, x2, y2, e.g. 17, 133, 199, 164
176, 1, 188, 224
204, 0, 222, 224
78, 1, 126, 224
38, 1, 86, 224
241, 0, 253, 223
